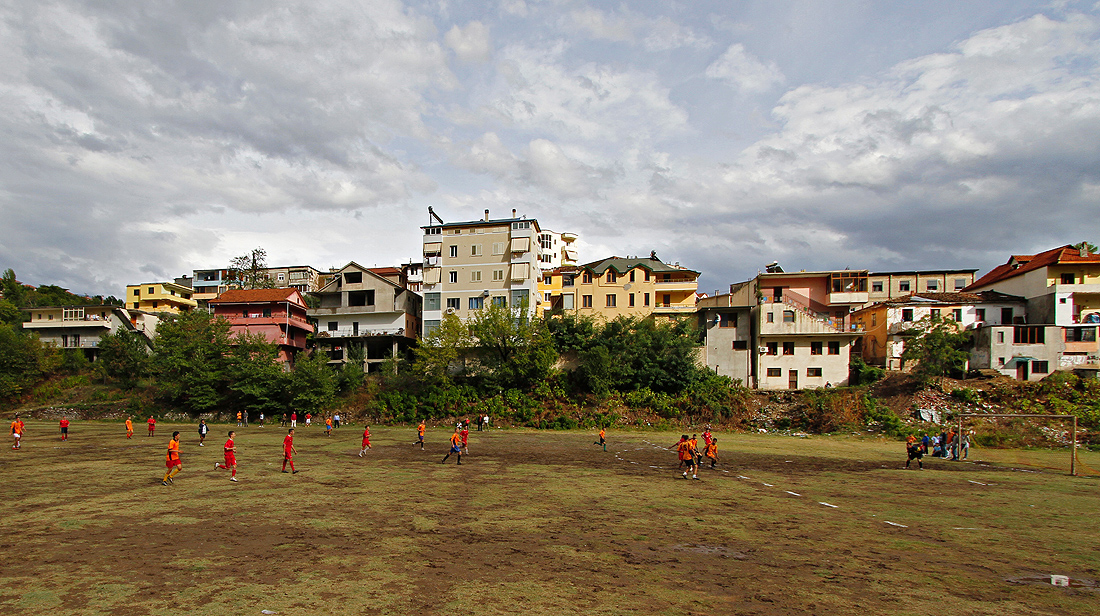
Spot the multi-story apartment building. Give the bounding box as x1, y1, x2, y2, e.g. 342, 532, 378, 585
421, 209, 543, 337
189, 265, 326, 305
309, 262, 422, 371
208, 288, 312, 366
965, 244, 1100, 374
543, 254, 699, 321
695, 282, 755, 384
262, 265, 326, 296
535, 229, 579, 269
124, 282, 197, 314
865, 269, 978, 305
21, 305, 155, 359
852, 291, 1027, 370
401, 260, 424, 294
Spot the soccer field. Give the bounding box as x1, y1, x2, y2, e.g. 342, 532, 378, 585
0, 420, 1097, 615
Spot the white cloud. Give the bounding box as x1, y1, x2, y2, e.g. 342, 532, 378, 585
445, 21, 491, 63
705, 43, 785, 93
566, 5, 711, 50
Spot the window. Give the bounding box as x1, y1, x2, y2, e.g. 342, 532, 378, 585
830, 271, 867, 292
782, 310, 795, 323
767, 368, 782, 377
1066, 327, 1097, 342
828, 341, 840, 355
872, 281, 883, 292
926, 280, 939, 291
262, 308, 272, 318
782, 342, 795, 355
998, 357, 1005, 366
471, 270, 482, 282
1061, 273, 1075, 284
328, 322, 337, 331
148, 287, 155, 294
277, 273, 285, 282
643, 293, 650, 307
663, 273, 671, 282
449, 246, 458, 258
719, 313, 735, 328
539, 234, 552, 250
242, 309, 249, 318
348, 290, 375, 306
1032, 361, 1049, 374
953, 309, 963, 321
152, 301, 159, 309
662, 294, 672, 306
562, 294, 574, 309
767, 343, 778, 356
563, 275, 574, 287
133, 289, 140, 296
449, 271, 458, 284
644, 271, 650, 282
493, 242, 505, 255
132, 303, 139, 309
545, 292, 552, 301
494, 270, 505, 281
582, 295, 593, 308
899, 280, 911, 292
1001, 308, 1013, 323
930, 309, 941, 318
976, 308, 986, 322
606, 271, 616, 283
471, 244, 483, 257
446, 297, 460, 310
629, 294, 635, 307
955, 278, 967, 290
629, 270, 635, 282
468, 297, 484, 310
492, 296, 507, 308
997, 331, 1004, 343
871, 313, 877, 327
1013, 326, 1045, 344
810, 342, 823, 355
544, 276, 552, 285
582, 271, 593, 284
767, 312, 774, 323
807, 368, 823, 377
902, 309, 914, 322
733, 340, 748, 350
424, 293, 441, 311
606, 294, 616, 307
344, 272, 362, 284
425, 227, 441, 235
511, 221, 531, 230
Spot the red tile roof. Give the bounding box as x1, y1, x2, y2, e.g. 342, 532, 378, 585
209, 288, 305, 305
965, 245, 1100, 291
369, 267, 402, 276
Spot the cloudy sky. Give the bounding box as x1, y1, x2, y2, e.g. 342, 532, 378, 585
2, 0, 1099, 297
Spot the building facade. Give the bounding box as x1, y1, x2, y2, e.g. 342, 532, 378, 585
536, 229, 579, 270
865, 269, 978, 305
695, 282, 754, 385
208, 288, 312, 365
308, 262, 422, 371
124, 282, 197, 314
543, 254, 699, 321
22, 305, 154, 359
421, 209, 543, 337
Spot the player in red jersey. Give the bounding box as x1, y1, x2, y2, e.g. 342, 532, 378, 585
59, 417, 70, 441
359, 425, 372, 457
281, 428, 298, 474
215, 430, 238, 481
460, 424, 469, 454
147, 416, 156, 437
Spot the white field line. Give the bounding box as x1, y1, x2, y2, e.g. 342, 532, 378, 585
785, 491, 801, 497
819, 502, 838, 508
883, 521, 908, 528
761, 482, 774, 487
968, 480, 987, 485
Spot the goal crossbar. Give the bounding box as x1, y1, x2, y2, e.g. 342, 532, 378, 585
956, 413, 1079, 476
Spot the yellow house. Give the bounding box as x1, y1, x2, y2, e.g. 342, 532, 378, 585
124, 282, 197, 314
544, 254, 699, 320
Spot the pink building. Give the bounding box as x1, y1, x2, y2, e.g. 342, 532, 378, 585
209, 288, 312, 366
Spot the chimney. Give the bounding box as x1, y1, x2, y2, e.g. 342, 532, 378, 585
484, 209, 490, 222
512, 208, 517, 218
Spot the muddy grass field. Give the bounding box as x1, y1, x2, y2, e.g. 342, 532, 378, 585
0, 420, 1097, 615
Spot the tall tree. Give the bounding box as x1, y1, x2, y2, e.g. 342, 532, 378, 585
0, 324, 56, 401
413, 313, 473, 384
151, 311, 234, 412
466, 299, 556, 389
97, 329, 150, 389
229, 247, 275, 290
227, 331, 288, 417
900, 313, 972, 386
289, 351, 336, 415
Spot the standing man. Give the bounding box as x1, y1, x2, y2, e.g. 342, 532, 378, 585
162, 431, 182, 485
333, 413, 340, 429
359, 424, 372, 457
414, 421, 425, 450
198, 419, 209, 447
125, 416, 134, 439
258, 413, 264, 428
236, 411, 243, 427
59, 416, 70, 441
147, 415, 156, 437
441, 427, 462, 465
282, 428, 299, 474
215, 430, 238, 481
290, 412, 297, 429
11, 414, 24, 450
280, 413, 287, 427
305, 413, 311, 427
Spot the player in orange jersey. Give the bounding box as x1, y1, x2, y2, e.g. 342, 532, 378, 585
704, 437, 719, 469
215, 431, 238, 481
325, 417, 333, 436
413, 421, 425, 450
676, 434, 698, 480
593, 427, 606, 451
282, 428, 298, 474
359, 425, 371, 457
11, 414, 24, 450
162, 431, 182, 485
125, 417, 134, 439
441, 427, 462, 465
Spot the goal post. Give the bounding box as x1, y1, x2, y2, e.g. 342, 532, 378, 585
957, 413, 1079, 476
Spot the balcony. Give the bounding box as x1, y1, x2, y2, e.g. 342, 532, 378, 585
652, 304, 697, 313
58, 339, 100, 349
654, 279, 699, 291
827, 291, 869, 305
24, 318, 111, 329
316, 328, 407, 339
222, 315, 313, 331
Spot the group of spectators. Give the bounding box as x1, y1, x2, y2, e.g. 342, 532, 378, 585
906, 429, 972, 468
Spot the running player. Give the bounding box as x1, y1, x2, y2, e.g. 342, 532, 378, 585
677, 434, 699, 480
593, 427, 606, 451
282, 428, 298, 474
702, 426, 713, 449
441, 427, 462, 465
359, 425, 371, 457
147, 416, 156, 437
325, 416, 333, 436
11, 414, 24, 450
198, 419, 209, 447
59, 417, 70, 441
162, 431, 182, 485
704, 437, 719, 469
672, 435, 688, 468
215, 430, 238, 481
125, 416, 134, 439
414, 421, 425, 450
460, 423, 469, 454
689, 434, 701, 466
905, 438, 924, 470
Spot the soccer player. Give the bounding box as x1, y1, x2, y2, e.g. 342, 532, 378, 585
258, 413, 264, 428
414, 421, 425, 450
125, 416, 134, 439
11, 414, 24, 450
291, 412, 297, 428
162, 431, 182, 485
704, 437, 719, 469
282, 428, 298, 474
905, 439, 924, 470
441, 427, 462, 465
236, 411, 242, 427
672, 435, 688, 468
689, 434, 702, 467
677, 434, 698, 480
593, 427, 606, 451
460, 423, 469, 454
305, 413, 311, 427
280, 413, 287, 427
325, 416, 333, 436
147, 416, 156, 437
59, 416, 70, 441
359, 425, 371, 457
702, 427, 713, 449
198, 419, 209, 447
215, 430, 238, 481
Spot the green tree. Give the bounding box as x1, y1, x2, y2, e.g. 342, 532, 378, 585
1, 269, 26, 306
151, 311, 234, 412
899, 314, 972, 386
466, 300, 557, 389
98, 329, 150, 389
0, 299, 22, 325
229, 247, 276, 290
227, 331, 289, 417
0, 325, 55, 401
413, 313, 473, 383
575, 316, 705, 394
340, 342, 366, 391
289, 351, 336, 415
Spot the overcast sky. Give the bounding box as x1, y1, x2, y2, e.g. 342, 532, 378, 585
2, 0, 1099, 297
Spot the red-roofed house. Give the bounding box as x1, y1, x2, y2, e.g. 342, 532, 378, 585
209, 288, 312, 366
